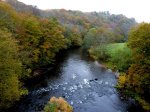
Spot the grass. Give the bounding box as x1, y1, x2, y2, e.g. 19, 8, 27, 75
105, 43, 126, 55
89, 43, 132, 72
105, 43, 132, 72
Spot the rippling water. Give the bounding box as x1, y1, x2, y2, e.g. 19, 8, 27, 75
14, 49, 132, 112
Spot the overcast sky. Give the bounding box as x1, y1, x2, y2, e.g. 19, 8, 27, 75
18, 0, 150, 23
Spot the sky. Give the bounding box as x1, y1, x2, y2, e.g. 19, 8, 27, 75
18, 0, 150, 23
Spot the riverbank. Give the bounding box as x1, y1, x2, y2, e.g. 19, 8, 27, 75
88, 43, 132, 72
7, 48, 136, 112
88, 42, 149, 111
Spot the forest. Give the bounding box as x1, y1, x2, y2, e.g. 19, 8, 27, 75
0, 0, 149, 111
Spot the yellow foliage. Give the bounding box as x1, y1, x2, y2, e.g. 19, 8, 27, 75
44, 97, 73, 112
118, 73, 126, 88
41, 42, 52, 49
33, 49, 40, 63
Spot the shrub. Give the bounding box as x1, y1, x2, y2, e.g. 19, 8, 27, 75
89, 45, 109, 60
117, 73, 127, 88
44, 97, 73, 112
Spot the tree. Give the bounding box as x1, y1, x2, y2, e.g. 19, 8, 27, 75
118, 23, 150, 111
83, 28, 97, 49
22, 15, 42, 67
0, 29, 27, 109
83, 27, 114, 49
64, 27, 82, 47
38, 18, 67, 66
128, 23, 150, 65
0, 1, 20, 33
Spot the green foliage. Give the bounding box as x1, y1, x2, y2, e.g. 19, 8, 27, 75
89, 46, 109, 60
20, 15, 42, 68
105, 43, 126, 54
83, 28, 97, 49
0, 1, 138, 110
41, 9, 136, 42
117, 23, 150, 111
0, 1, 21, 34
14, 14, 68, 68
88, 43, 132, 72
70, 33, 82, 47
85, 29, 132, 72
83, 27, 114, 49
106, 43, 132, 71
0, 1, 68, 109
128, 23, 150, 65
0, 29, 27, 109
44, 102, 57, 112
136, 97, 150, 111
64, 27, 82, 47
83, 27, 115, 61
38, 18, 67, 66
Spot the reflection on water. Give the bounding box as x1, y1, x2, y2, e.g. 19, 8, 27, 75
14, 49, 132, 112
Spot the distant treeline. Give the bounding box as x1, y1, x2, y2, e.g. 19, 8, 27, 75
6, 0, 136, 42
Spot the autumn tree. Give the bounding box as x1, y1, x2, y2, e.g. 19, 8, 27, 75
64, 27, 82, 47
38, 18, 67, 66
0, 29, 27, 109
118, 23, 150, 111
83, 27, 114, 49
0, 1, 20, 33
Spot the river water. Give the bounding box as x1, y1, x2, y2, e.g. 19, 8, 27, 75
14, 49, 134, 112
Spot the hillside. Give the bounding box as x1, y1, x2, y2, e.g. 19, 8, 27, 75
5, 0, 137, 42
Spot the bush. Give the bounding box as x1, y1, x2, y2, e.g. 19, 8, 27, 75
117, 73, 127, 88
89, 45, 110, 60
44, 97, 73, 112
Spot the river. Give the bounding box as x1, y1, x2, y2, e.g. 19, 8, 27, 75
13, 48, 136, 112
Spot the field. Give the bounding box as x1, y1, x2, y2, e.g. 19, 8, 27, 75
105, 43, 126, 55
105, 43, 132, 72
89, 43, 132, 72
